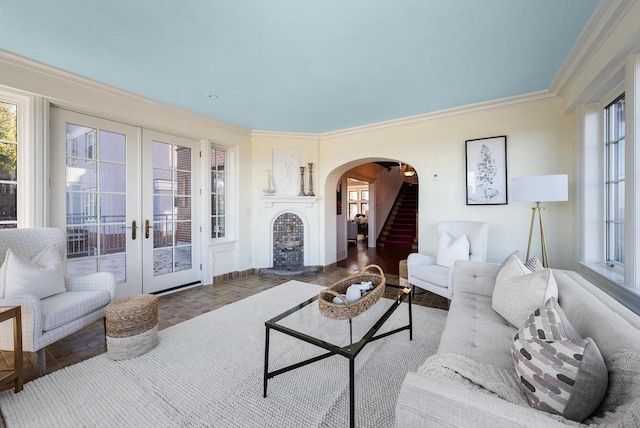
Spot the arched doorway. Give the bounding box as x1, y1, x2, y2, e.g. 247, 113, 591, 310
325, 159, 419, 266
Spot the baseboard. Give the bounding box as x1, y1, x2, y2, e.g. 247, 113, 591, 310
212, 263, 337, 284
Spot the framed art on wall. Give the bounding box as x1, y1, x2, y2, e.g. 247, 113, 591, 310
465, 135, 507, 205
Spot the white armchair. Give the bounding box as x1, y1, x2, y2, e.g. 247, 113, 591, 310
407, 221, 489, 300
0, 228, 116, 376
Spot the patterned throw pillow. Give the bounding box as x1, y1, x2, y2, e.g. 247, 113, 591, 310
514, 297, 581, 342
512, 336, 608, 422
524, 256, 544, 272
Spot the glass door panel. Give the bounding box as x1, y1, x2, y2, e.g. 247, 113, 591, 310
51, 109, 201, 296
143, 130, 200, 293
64, 124, 128, 283
51, 108, 143, 297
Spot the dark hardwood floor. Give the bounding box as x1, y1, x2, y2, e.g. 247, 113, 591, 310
0, 242, 448, 392
337, 240, 415, 276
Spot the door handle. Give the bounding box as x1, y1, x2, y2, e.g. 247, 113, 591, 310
124, 220, 138, 240
145, 219, 153, 239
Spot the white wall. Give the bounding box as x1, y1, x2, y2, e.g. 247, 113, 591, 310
319, 97, 576, 269
251, 133, 321, 268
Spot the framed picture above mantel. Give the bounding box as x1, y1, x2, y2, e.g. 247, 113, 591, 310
465, 135, 507, 205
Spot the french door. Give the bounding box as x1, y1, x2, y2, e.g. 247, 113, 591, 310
50, 108, 201, 296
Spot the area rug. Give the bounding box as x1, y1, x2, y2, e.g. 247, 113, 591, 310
0, 280, 447, 427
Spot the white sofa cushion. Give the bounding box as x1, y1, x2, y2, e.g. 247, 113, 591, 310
410, 264, 449, 289
42, 290, 111, 332
492, 254, 558, 327
0, 244, 66, 299
436, 233, 469, 268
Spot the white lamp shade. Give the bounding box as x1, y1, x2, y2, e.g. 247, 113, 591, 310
510, 174, 568, 202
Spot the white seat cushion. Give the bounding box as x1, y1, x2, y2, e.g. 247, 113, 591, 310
42, 290, 111, 331
411, 264, 449, 288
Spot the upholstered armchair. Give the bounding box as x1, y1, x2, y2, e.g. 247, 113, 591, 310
0, 228, 116, 376
407, 221, 489, 300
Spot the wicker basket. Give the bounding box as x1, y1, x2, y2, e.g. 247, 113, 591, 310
318, 264, 386, 320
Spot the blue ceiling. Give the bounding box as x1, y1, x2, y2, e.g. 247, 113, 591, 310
1, 1, 598, 133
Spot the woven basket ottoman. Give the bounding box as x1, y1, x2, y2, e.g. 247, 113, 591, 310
106, 294, 159, 361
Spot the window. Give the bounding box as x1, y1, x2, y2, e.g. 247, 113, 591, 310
211, 147, 226, 238
604, 94, 625, 269
0, 100, 18, 229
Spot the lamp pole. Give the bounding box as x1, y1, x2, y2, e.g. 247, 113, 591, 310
526, 202, 549, 268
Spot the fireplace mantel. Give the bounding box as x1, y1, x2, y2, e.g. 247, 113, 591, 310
259, 196, 318, 208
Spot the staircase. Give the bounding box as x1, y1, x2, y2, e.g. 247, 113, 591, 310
378, 183, 418, 249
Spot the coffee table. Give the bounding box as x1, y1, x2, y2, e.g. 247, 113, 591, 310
263, 283, 412, 428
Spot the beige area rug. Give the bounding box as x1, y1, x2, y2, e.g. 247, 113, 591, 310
0, 280, 447, 427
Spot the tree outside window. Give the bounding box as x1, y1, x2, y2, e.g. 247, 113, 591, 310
0, 101, 17, 228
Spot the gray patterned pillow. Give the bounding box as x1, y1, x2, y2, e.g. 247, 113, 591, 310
514, 297, 581, 341
524, 256, 543, 272
512, 335, 608, 422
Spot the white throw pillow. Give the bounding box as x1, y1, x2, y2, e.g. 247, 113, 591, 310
0, 244, 66, 299
436, 233, 470, 268
492, 254, 558, 327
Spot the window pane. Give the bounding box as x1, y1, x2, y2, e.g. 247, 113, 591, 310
100, 194, 126, 222
67, 124, 97, 159
211, 147, 226, 239
67, 192, 98, 224
99, 130, 126, 163
153, 141, 172, 169
0, 102, 17, 142
0, 184, 17, 222
67, 158, 97, 190
99, 163, 126, 193
605, 94, 625, 265
175, 146, 191, 171
0, 142, 17, 180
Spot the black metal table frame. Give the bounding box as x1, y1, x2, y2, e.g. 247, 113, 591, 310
263, 284, 412, 428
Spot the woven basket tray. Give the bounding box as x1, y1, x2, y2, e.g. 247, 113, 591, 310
318, 264, 386, 320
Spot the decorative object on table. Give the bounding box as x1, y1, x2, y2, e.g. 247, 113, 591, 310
465, 135, 507, 205
298, 166, 306, 196
510, 174, 568, 268
318, 264, 386, 319
106, 294, 159, 361
306, 163, 315, 196
263, 169, 276, 195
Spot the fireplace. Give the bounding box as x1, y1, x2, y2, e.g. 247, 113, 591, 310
258, 211, 320, 278
272, 212, 304, 270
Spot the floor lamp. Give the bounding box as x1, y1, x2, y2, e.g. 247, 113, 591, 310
510, 174, 568, 268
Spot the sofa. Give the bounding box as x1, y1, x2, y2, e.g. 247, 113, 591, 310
396, 260, 640, 427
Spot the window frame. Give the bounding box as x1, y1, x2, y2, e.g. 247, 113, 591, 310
0, 88, 35, 228
210, 145, 227, 240
604, 93, 626, 272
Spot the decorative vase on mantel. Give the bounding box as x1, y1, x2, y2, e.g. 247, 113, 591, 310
306, 163, 315, 196
298, 166, 306, 196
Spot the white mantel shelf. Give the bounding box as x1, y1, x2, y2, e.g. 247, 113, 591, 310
260, 196, 318, 208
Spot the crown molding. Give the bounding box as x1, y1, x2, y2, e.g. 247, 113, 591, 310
0, 49, 250, 138
550, 0, 634, 98
319, 90, 557, 139
252, 91, 556, 141
251, 130, 319, 140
